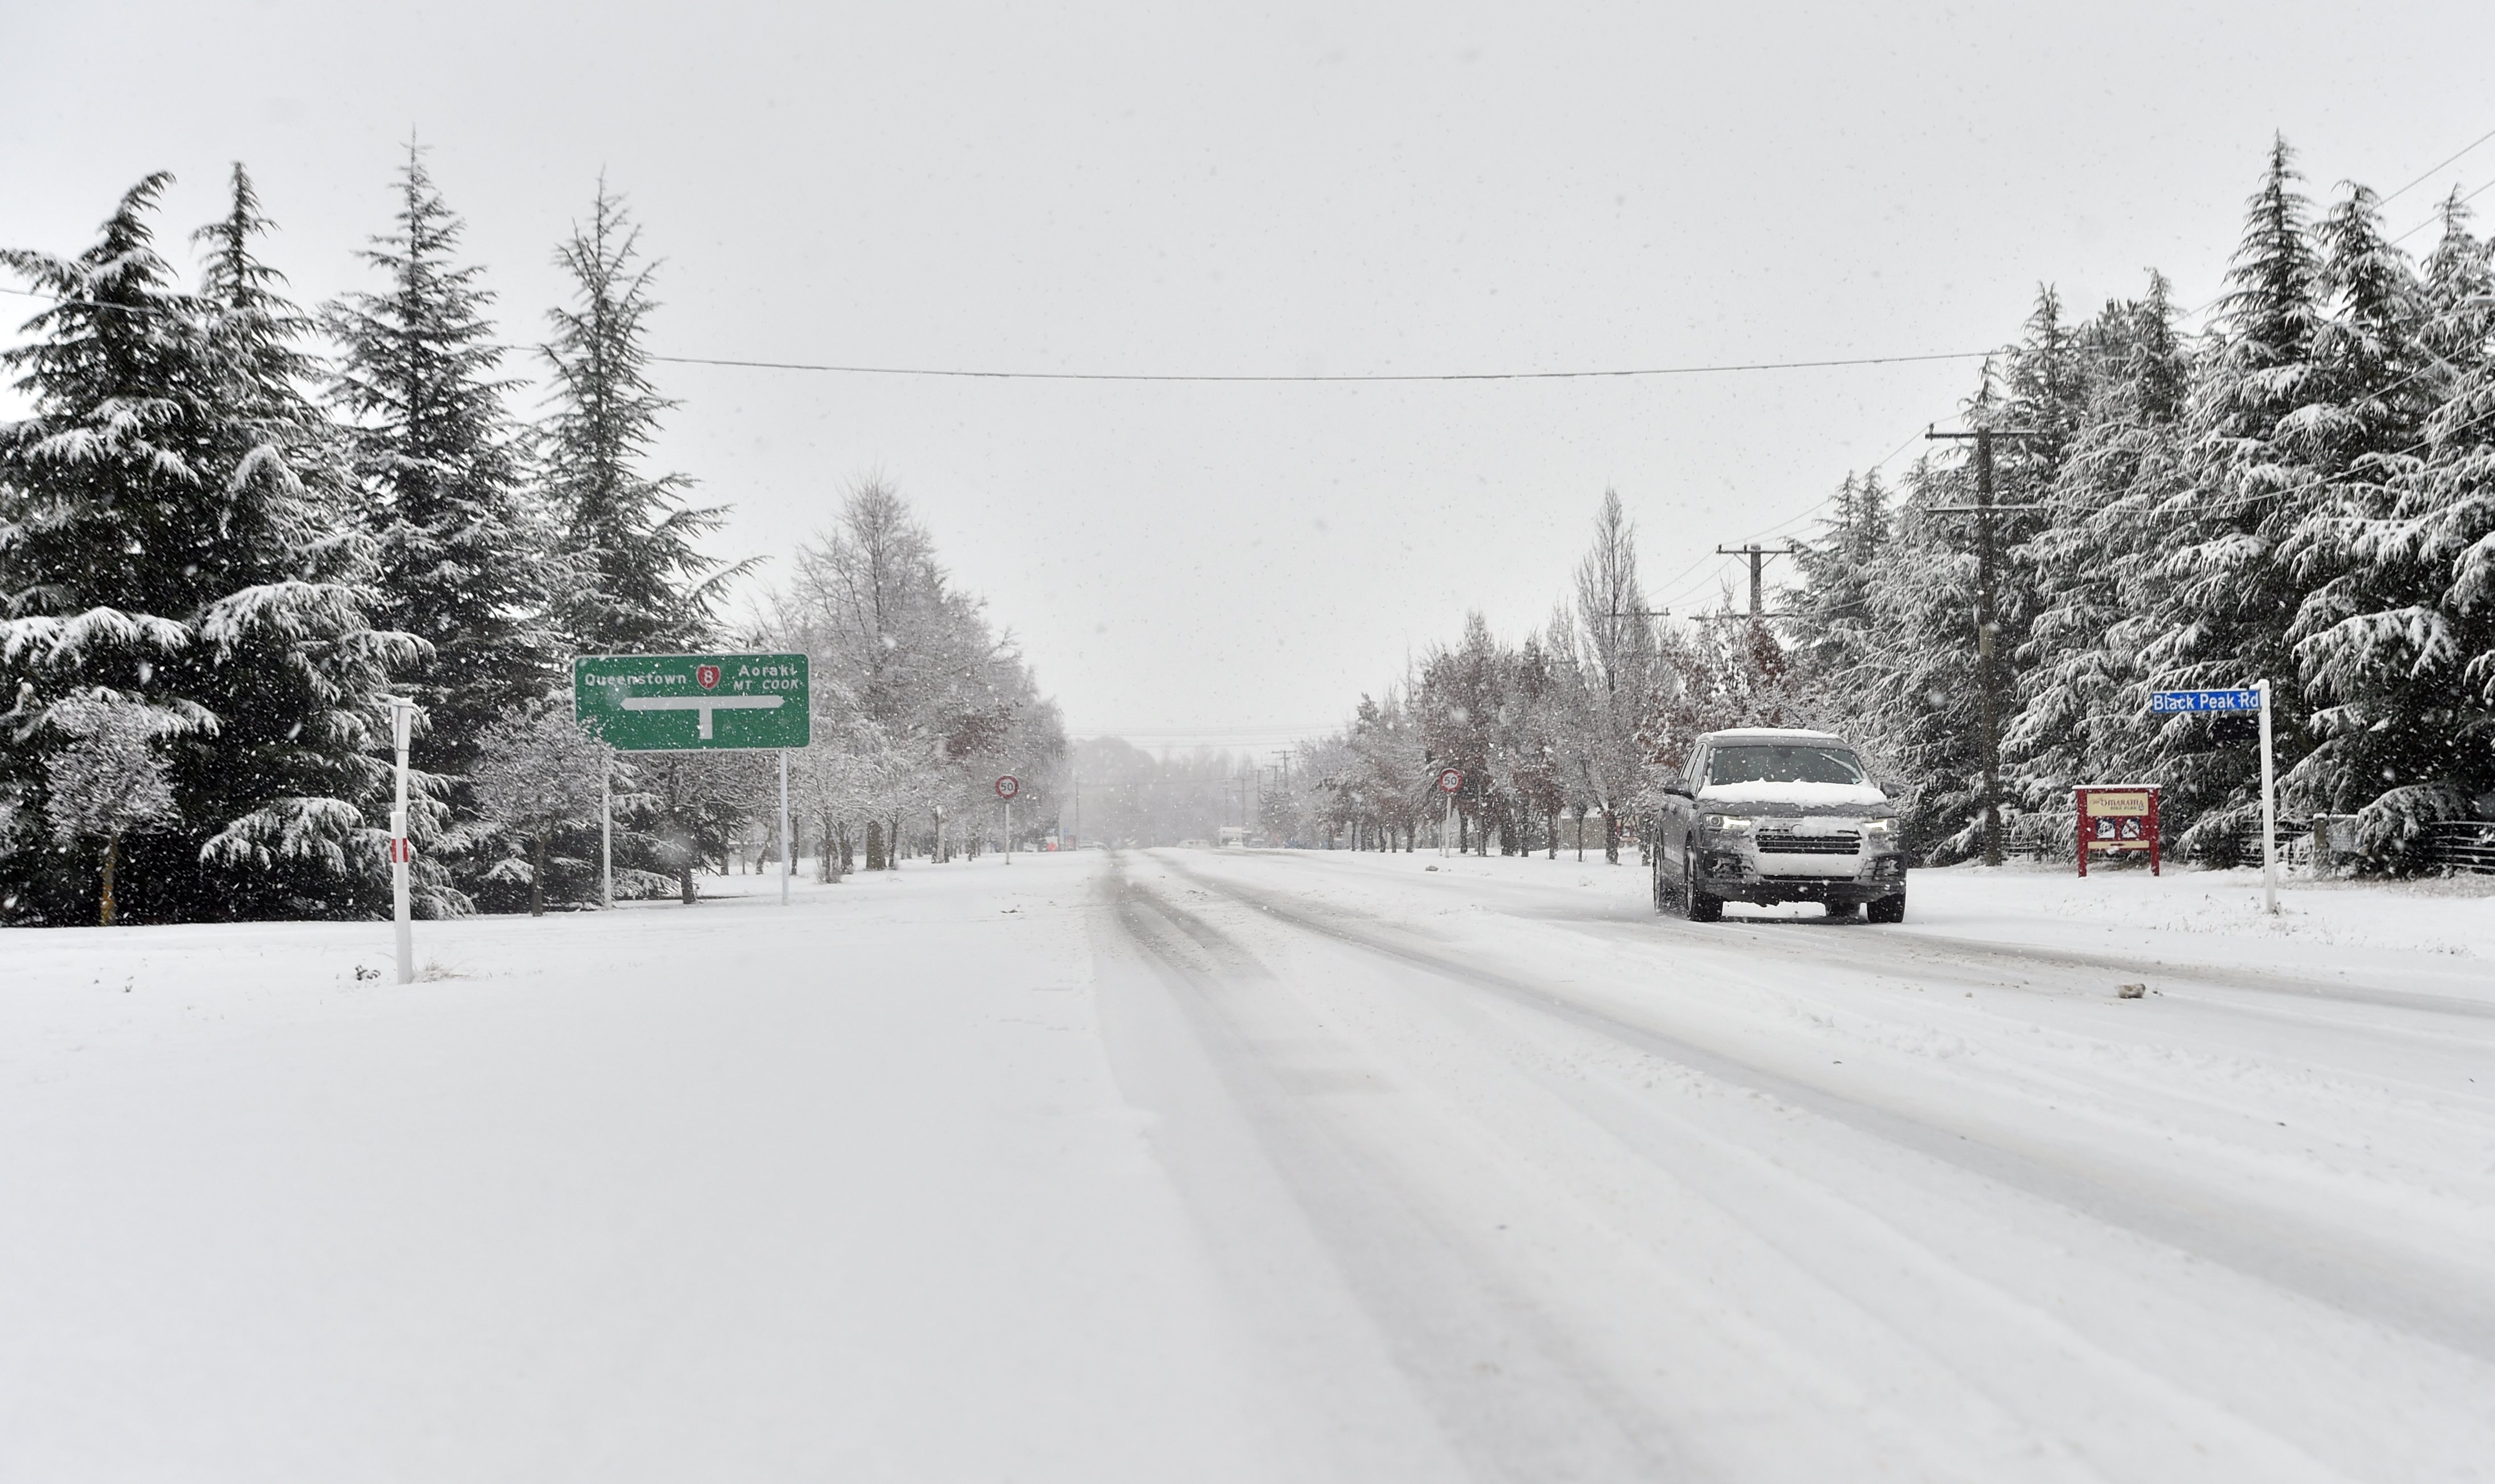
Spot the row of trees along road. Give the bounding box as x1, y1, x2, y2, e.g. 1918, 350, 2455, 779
1302, 138, 2495, 876
769, 480, 1064, 882
1273, 490, 1795, 862
1794, 137, 2495, 872
3, 157, 1063, 924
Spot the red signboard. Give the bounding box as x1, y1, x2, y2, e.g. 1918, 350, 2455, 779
2075, 785, 2159, 876
1435, 767, 1464, 794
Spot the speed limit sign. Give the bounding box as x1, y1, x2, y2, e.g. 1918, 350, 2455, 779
1435, 767, 1463, 794
995, 774, 1020, 800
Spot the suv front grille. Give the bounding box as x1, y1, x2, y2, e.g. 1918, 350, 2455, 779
1755, 829, 1860, 855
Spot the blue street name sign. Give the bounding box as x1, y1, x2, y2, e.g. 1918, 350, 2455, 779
2149, 687, 2263, 714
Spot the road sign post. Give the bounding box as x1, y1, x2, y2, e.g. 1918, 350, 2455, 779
1435, 767, 1463, 858
996, 776, 1020, 864
2149, 683, 2277, 914
574, 654, 812, 907
2257, 678, 2276, 916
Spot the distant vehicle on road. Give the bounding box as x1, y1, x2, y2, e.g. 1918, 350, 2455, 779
1219, 826, 1249, 848
1653, 727, 1907, 923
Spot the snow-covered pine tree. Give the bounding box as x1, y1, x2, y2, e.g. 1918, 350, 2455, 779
1787, 471, 1882, 691
2, 170, 419, 924
188, 166, 434, 916
2284, 192, 2495, 865
1971, 288, 2096, 852
327, 146, 557, 808
2006, 277, 2193, 837
2139, 137, 2330, 862
541, 184, 747, 655
1843, 451, 1988, 859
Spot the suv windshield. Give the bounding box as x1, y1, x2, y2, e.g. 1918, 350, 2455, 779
1706, 744, 1867, 786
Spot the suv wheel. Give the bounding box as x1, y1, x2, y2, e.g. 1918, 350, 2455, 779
1683, 849, 1722, 923
1867, 890, 1906, 924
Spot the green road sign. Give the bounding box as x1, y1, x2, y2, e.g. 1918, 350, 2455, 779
573, 653, 811, 752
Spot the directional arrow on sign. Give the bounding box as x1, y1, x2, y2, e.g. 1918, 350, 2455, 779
618, 693, 785, 740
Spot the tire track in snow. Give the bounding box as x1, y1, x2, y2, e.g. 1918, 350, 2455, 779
1099, 857, 1692, 1483
1151, 851, 2495, 1370
1222, 849, 2495, 1021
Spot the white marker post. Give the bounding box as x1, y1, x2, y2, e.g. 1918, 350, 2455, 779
600, 756, 613, 910
386, 695, 417, 985
2257, 678, 2277, 916
778, 749, 792, 906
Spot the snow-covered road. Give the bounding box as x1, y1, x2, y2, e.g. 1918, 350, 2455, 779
5, 850, 2492, 1481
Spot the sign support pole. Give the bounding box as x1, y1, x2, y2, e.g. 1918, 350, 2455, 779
1005, 799, 1013, 865
778, 749, 792, 907
600, 756, 613, 910
2257, 678, 2277, 916
388, 697, 415, 986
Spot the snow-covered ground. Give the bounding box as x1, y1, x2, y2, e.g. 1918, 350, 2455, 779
4, 850, 2492, 1481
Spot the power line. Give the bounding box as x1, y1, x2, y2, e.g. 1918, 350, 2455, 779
2, 283, 2007, 384
642, 347, 1993, 384
2389, 173, 2495, 245
2379, 123, 2495, 207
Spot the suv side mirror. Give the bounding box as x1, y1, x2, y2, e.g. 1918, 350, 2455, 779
1661, 784, 1693, 800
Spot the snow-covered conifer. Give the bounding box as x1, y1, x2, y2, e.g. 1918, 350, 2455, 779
327, 147, 557, 792
2282, 195, 2495, 864
2007, 277, 2192, 830
2137, 137, 2331, 860
540, 184, 745, 653
3, 170, 418, 923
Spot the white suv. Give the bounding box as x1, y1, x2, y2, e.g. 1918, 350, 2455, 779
1653, 727, 1907, 923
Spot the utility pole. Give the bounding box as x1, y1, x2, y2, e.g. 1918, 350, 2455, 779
1925, 424, 2045, 868
1713, 544, 1801, 620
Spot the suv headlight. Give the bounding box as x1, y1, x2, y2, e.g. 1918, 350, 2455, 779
1703, 814, 1755, 835
1863, 817, 1899, 839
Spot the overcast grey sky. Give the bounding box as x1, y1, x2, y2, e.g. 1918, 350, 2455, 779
10, 1, 2495, 750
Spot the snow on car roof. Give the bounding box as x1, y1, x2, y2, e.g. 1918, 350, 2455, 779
1700, 727, 1848, 743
